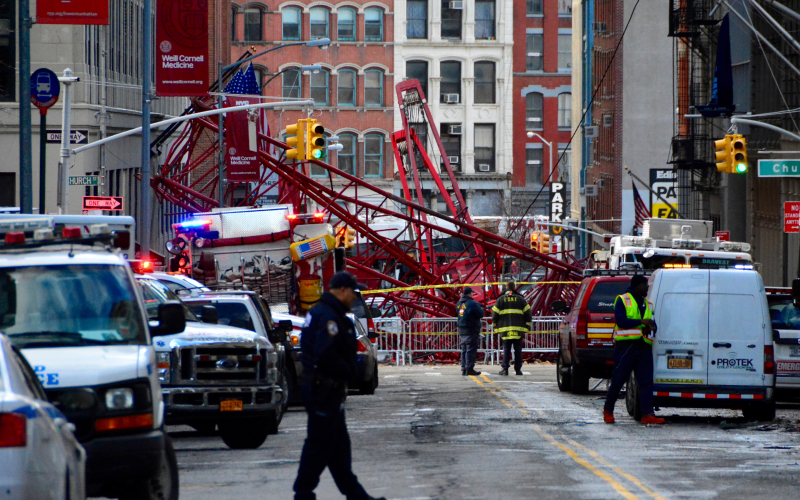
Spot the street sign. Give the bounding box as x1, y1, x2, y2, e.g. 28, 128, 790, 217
30, 68, 60, 112
82, 196, 123, 211
46, 130, 88, 144
785, 202, 800, 233
549, 182, 566, 238
758, 160, 800, 177
715, 231, 730, 242
69, 176, 99, 186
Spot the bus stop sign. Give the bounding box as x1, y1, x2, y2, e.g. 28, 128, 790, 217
30, 68, 60, 114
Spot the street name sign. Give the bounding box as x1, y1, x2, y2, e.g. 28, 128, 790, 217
46, 130, 88, 144
82, 196, 123, 211
785, 201, 800, 233
69, 176, 99, 186
758, 160, 800, 177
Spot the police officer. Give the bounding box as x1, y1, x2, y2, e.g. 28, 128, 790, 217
293, 272, 387, 500
457, 287, 484, 376
492, 281, 531, 376
603, 274, 665, 425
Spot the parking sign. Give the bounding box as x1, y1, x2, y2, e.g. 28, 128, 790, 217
785, 202, 800, 233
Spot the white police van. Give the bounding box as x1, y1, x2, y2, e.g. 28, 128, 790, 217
626, 267, 775, 421
0, 217, 181, 499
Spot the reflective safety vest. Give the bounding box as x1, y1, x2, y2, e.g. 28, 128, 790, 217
613, 293, 654, 345
492, 292, 532, 340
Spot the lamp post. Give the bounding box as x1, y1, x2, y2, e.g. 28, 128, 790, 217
526, 131, 555, 184
216, 39, 330, 207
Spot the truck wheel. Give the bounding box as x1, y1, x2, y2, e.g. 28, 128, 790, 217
219, 419, 269, 449
119, 434, 179, 500
190, 421, 216, 435
625, 373, 642, 421
556, 351, 571, 393
570, 364, 590, 394
742, 401, 776, 422
360, 361, 378, 395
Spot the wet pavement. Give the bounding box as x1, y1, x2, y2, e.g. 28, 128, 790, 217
169, 364, 800, 499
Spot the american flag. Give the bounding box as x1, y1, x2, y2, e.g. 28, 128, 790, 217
224, 63, 260, 95
633, 181, 651, 229
298, 237, 329, 260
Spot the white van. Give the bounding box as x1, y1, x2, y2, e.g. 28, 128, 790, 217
626, 268, 775, 421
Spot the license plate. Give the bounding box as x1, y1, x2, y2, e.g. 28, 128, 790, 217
668, 356, 692, 369
220, 399, 243, 411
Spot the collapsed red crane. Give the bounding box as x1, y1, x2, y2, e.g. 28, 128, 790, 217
150, 80, 584, 319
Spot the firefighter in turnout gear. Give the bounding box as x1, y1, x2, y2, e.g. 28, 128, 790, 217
603, 274, 665, 425
492, 282, 532, 376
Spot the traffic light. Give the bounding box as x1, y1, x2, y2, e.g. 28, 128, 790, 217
731, 134, 748, 174
530, 232, 540, 250
306, 120, 326, 160
714, 135, 732, 173
343, 227, 356, 248
539, 232, 550, 253
286, 121, 305, 160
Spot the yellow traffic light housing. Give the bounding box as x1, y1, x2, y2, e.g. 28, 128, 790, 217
730, 134, 748, 174
286, 121, 305, 160
530, 232, 540, 250
306, 120, 326, 160
343, 227, 356, 248
714, 136, 731, 173
539, 233, 550, 253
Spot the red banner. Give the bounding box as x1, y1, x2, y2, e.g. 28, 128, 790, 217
155, 0, 209, 97
37, 0, 109, 25
224, 97, 261, 183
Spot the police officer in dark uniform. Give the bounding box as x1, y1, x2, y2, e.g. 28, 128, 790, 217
293, 272, 386, 500
457, 286, 484, 376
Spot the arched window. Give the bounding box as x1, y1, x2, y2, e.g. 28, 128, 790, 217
282, 7, 301, 40
282, 69, 301, 99
338, 7, 356, 41
253, 67, 265, 94
337, 69, 356, 106
474, 61, 495, 104
364, 70, 383, 106
365, 7, 383, 41
244, 8, 263, 42
310, 69, 329, 105
558, 93, 572, 128
406, 60, 428, 99
365, 134, 384, 177
231, 8, 237, 41
337, 134, 356, 175
440, 61, 461, 103
526, 92, 543, 130
310, 7, 329, 40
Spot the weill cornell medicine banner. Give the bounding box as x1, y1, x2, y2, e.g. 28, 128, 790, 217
37, 0, 109, 25
156, 0, 209, 97
224, 96, 261, 183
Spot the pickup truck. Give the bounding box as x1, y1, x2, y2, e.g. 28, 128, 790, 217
135, 276, 285, 449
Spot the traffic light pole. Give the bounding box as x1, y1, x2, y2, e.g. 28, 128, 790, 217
18, 0, 32, 213
730, 117, 800, 143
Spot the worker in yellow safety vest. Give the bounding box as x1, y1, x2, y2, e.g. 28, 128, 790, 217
492, 281, 532, 376
603, 274, 666, 425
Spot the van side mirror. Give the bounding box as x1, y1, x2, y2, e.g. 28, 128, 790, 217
369, 307, 382, 318
278, 320, 293, 332
151, 301, 186, 337
550, 300, 569, 314
201, 305, 218, 324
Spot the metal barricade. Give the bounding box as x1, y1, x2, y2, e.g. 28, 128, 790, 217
406, 318, 495, 365
522, 316, 561, 353
373, 318, 407, 366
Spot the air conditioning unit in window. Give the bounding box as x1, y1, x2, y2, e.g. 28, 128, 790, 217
448, 124, 463, 135
478, 164, 491, 172
449, 1, 464, 9
449, 156, 460, 164
441, 93, 460, 104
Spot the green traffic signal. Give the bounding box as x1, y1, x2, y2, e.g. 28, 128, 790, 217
735, 162, 747, 173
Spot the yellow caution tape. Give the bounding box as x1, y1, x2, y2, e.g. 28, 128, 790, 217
360, 281, 580, 295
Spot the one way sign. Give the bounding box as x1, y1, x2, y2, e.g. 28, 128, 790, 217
46, 129, 89, 144
82, 196, 123, 211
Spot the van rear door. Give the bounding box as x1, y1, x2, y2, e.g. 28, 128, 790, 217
652, 270, 709, 386
707, 271, 766, 387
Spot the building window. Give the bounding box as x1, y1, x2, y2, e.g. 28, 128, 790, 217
557, 149, 572, 183
338, 69, 356, 106
526, 34, 543, 71
244, 8, 262, 42
310, 8, 329, 40
365, 7, 383, 41
526, 92, 543, 130
558, 34, 572, 71
407, 0, 427, 39
338, 7, 356, 41
310, 70, 329, 105
338, 134, 356, 175
474, 125, 495, 172
440, 123, 461, 172
282, 7, 301, 40
475, 0, 495, 40
558, 93, 572, 128
526, 149, 543, 185
253, 67, 264, 94
0, 13, 14, 102
231, 8, 237, 41
282, 69, 301, 99
365, 134, 384, 177
440, 61, 461, 103
527, 0, 542, 15
406, 60, 428, 99
365, 70, 383, 106
441, 1, 461, 39
474, 61, 495, 104
558, 0, 572, 15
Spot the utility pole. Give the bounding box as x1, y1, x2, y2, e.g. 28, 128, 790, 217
18, 0, 32, 213
141, 0, 153, 260
58, 69, 77, 214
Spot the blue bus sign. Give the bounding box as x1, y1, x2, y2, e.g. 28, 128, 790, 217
30, 68, 60, 112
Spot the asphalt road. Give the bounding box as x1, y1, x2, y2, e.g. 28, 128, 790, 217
169, 364, 800, 500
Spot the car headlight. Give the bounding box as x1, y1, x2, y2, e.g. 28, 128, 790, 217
105, 388, 135, 410
157, 352, 171, 383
